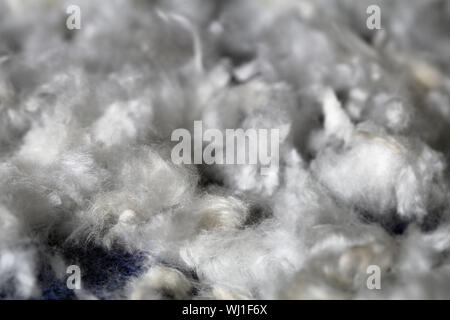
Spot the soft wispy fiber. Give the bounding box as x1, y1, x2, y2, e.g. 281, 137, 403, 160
0, 0, 450, 299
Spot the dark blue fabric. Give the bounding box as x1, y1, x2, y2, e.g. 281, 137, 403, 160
38, 242, 148, 300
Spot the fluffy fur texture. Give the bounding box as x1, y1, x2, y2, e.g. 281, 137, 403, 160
0, 0, 450, 299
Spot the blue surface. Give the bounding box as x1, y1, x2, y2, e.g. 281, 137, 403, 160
38, 243, 148, 300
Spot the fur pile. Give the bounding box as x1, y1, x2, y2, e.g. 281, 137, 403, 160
0, 0, 450, 299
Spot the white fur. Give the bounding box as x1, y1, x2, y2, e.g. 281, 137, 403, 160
0, 0, 449, 299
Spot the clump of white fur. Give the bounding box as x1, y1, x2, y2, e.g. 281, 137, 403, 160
0, 0, 450, 300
